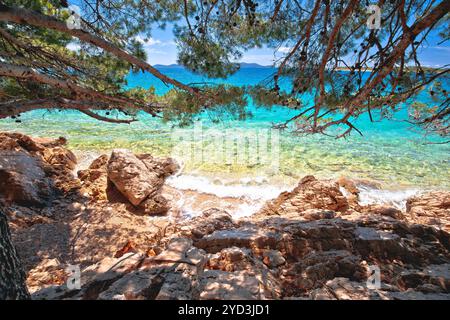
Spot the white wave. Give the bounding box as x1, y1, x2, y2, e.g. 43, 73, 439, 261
232, 202, 265, 219
357, 186, 421, 211
166, 174, 288, 201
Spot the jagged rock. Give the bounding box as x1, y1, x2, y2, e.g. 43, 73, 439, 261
207, 247, 254, 272
257, 176, 349, 217
136, 154, 179, 178
154, 245, 207, 300
0, 132, 45, 153
195, 227, 279, 254
282, 250, 364, 292
140, 193, 170, 215
308, 278, 374, 300
0, 134, 20, 150
107, 149, 162, 206
105, 150, 177, 214
406, 191, 450, 231
139, 238, 207, 300
262, 250, 286, 269
0, 132, 72, 160
153, 238, 193, 262
276, 219, 354, 258
397, 264, 450, 293
199, 270, 261, 300
337, 177, 360, 195
179, 208, 236, 239
0, 151, 53, 207
385, 290, 450, 300
78, 154, 111, 201
98, 269, 162, 300
303, 209, 336, 221
4, 135, 450, 301
362, 205, 404, 220
42, 146, 77, 171
0, 133, 77, 206
76, 252, 145, 300
353, 227, 403, 259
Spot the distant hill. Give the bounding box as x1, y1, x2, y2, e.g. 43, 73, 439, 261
153, 63, 272, 69
153, 64, 184, 69
239, 62, 272, 68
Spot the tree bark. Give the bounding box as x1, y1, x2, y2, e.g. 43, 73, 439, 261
0, 206, 30, 300
0, 62, 134, 106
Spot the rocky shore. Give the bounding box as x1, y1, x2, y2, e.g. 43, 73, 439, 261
1, 132, 449, 300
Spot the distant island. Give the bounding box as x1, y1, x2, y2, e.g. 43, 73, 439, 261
153, 62, 273, 69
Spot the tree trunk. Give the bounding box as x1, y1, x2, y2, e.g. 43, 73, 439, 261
0, 206, 30, 300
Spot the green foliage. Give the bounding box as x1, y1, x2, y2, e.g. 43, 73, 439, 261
159, 84, 247, 125
0, 0, 449, 139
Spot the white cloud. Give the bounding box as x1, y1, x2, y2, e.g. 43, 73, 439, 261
134, 35, 162, 46
134, 35, 176, 47
132, 36, 176, 63
277, 46, 292, 53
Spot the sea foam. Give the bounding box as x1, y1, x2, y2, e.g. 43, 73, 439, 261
166, 174, 289, 201
357, 185, 420, 211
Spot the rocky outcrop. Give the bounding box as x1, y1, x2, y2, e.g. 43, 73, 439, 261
406, 191, 450, 231
78, 149, 178, 215
257, 175, 349, 217
77, 154, 109, 201
28, 202, 450, 300
2, 134, 449, 300
0, 151, 53, 207
0, 132, 78, 207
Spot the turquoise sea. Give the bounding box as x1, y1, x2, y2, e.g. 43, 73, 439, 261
1, 66, 449, 197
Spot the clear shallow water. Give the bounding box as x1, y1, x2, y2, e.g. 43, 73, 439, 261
0, 66, 449, 193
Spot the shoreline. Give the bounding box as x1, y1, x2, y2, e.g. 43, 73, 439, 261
2, 131, 449, 300
72, 148, 439, 216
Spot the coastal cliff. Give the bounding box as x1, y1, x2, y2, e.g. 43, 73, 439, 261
1, 132, 449, 300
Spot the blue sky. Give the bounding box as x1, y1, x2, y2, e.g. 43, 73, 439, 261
140, 23, 449, 67
137, 24, 289, 66
67, 0, 449, 67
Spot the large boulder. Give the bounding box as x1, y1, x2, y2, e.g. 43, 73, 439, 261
257, 175, 349, 217
0, 151, 53, 207
107, 149, 164, 206
0, 132, 78, 201
80, 151, 177, 215
136, 154, 179, 178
